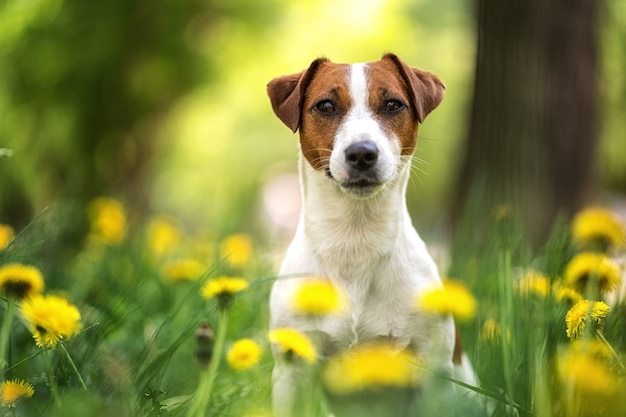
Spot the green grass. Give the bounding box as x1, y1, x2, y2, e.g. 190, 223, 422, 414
1, 202, 626, 417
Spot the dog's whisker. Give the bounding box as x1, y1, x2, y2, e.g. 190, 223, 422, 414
408, 157, 429, 174
409, 168, 427, 188
403, 155, 427, 167
416, 134, 446, 143
301, 148, 333, 171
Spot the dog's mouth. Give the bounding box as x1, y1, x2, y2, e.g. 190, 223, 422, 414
341, 178, 382, 190
326, 167, 383, 196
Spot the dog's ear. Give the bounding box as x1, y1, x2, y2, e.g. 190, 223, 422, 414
267, 58, 329, 132
382, 53, 445, 123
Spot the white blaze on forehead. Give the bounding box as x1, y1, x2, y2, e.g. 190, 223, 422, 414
326, 61, 398, 186
348, 63, 370, 117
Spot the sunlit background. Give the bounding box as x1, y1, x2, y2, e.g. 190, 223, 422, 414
1, 0, 624, 247
155, 0, 474, 230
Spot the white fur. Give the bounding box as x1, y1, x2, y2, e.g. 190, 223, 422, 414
270, 63, 455, 417
328, 64, 397, 187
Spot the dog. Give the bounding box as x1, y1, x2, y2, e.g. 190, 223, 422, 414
267, 53, 465, 416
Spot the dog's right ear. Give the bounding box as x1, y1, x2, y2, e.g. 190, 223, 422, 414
267, 58, 328, 133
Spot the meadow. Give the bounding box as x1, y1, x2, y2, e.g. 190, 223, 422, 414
2, 0, 626, 416
1, 196, 625, 417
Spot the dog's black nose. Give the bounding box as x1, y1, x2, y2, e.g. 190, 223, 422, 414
345, 141, 379, 171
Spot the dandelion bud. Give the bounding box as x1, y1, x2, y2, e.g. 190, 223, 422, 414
196, 322, 214, 369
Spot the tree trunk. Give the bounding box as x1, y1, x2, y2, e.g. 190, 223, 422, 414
450, 0, 601, 258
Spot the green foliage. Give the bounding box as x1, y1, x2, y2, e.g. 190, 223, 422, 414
0, 203, 275, 416
601, 0, 626, 192
0, 0, 281, 229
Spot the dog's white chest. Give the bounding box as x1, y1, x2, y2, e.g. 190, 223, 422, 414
323, 277, 416, 350
272, 210, 446, 356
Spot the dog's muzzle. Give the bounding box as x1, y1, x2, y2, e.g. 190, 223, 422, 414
333, 140, 384, 196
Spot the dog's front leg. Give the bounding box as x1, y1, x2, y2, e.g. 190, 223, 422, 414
272, 360, 317, 417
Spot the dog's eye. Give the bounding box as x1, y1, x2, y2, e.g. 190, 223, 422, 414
315, 100, 336, 113
384, 99, 404, 113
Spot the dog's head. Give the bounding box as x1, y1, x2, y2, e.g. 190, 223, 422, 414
267, 53, 444, 198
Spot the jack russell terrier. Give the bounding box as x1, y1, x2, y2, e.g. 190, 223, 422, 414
267, 53, 471, 416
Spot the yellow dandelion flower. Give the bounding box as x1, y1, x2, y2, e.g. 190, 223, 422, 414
322, 342, 421, 394
481, 319, 500, 341
227, 338, 262, 371
480, 319, 511, 343
557, 348, 621, 397
88, 197, 127, 245
201, 276, 248, 310
589, 302, 610, 319
164, 259, 205, 282
565, 299, 610, 340
0, 263, 44, 299
220, 234, 253, 267
418, 280, 477, 321
268, 328, 317, 363
201, 276, 248, 299
146, 216, 182, 257
0, 224, 15, 250
21, 294, 82, 347
569, 339, 614, 361
564, 252, 621, 293
0, 379, 34, 408
572, 207, 625, 250
292, 278, 344, 316
552, 282, 583, 304
517, 270, 551, 297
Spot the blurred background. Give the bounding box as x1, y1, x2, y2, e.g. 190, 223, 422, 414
1, 0, 625, 262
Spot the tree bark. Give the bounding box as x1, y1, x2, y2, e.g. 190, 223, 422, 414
450, 0, 601, 256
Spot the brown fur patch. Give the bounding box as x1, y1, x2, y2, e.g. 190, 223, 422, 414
365, 59, 421, 156
299, 62, 351, 170
452, 326, 464, 365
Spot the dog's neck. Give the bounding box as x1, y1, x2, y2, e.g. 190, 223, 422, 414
297, 154, 413, 263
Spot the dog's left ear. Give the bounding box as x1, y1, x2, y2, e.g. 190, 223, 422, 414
267, 58, 329, 133
382, 53, 445, 123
